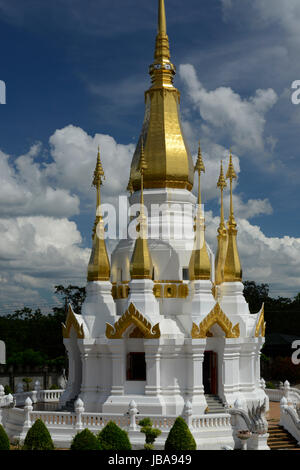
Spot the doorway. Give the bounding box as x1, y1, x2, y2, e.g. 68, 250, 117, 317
203, 351, 218, 395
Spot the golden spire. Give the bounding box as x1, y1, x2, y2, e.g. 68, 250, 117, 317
130, 142, 153, 280
189, 142, 211, 281
128, 0, 194, 193
87, 147, 110, 282
215, 161, 228, 286
223, 151, 242, 282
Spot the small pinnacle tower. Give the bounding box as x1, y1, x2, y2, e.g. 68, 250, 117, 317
87, 147, 110, 282
223, 151, 242, 282
189, 142, 211, 281
215, 161, 228, 287
130, 140, 153, 280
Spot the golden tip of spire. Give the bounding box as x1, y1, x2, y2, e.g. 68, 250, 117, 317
226, 150, 237, 180
158, 0, 167, 35
138, 138, 147, 173
93, 146, 105, 187
217, 160, 227, 189
194, 141, 205, 174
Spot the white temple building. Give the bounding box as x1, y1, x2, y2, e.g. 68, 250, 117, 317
59, 0, 268, 449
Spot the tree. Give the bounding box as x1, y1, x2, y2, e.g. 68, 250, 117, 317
243, 281, 269, 313
138, 418, 161, 450
70, 429, 102, 450
23, 419, 55, 450
97, 421, 132, 450
0, 425, 10, 450
164, 417, 196, 451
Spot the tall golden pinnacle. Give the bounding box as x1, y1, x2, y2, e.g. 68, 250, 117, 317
87, 147, 110, 282
215, 161, 228, 286
128, 0, 194, 193
130, 142, 153, 280
189, 142, 211, 281
223, 151, 242, 282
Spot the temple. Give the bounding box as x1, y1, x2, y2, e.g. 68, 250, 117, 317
59, 0, 267, 449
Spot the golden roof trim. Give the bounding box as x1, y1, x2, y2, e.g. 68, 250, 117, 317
191, 303, 240, 339
106, 303, 161, 339
255, 304, 266, 337
62, 305, 85, 339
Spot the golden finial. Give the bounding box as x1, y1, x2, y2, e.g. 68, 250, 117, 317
127, 178, 134, 195
189, 143, 211, 281
223, 150, 242, 282
215, 160, 228, 287
130, 141, 153, 280
93, 146, 105, 188
87, 147, 110, 282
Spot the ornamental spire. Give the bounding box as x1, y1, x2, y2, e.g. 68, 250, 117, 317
87, 147, 110, 282
223, 151, 242, 282
189, 142, 211, 281
130, 142, 152, 280
127, 0, 194, 193
215, 161, 228, 286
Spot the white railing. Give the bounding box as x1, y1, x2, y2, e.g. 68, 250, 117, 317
280, 397, 300, 445
192, 414, 231, 429
265, 381, 300, 405
14, 389, 64, 407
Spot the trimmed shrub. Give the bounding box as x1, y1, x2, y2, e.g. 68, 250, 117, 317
23, 419, 55, 450
97, 421, 132, 450
71, 429, 102, 451
164, 417, 196, 451
139, 418, 161, 450
0, 425, 10, 450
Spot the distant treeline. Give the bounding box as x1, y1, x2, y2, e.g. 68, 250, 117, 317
0, 282, 299, 367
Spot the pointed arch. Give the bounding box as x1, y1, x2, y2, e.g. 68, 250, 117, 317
254, 304, 266, 337
62, 305, 85, 339
106, 303, 161, 339
191, 303, 240, 339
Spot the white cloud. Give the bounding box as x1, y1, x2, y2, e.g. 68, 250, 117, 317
205, 212, 300, 298
179, 64, 278, 154
47, 125, 135, 202
0, 146, 80, 218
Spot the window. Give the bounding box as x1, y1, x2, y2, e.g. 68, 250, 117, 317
182, 268, 189, 281
126, 352, 146, 381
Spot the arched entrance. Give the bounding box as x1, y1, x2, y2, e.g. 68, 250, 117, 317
203, 351, 218, 395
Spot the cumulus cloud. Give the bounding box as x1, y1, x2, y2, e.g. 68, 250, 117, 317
179, 64, 277, 154
47, 125, 134, 203
0, 216, 90, 311
0, 146, 80, 218
205, 212, 300, 298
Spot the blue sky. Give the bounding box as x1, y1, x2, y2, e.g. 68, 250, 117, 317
0, 0, 299, 312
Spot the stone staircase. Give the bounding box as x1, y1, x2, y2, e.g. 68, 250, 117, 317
267, 420, 300, 450
205, 394, 226, 414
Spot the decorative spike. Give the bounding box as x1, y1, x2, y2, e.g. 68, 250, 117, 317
226, 150, 237, 181
194, 141, 205, 174
138, 139, 147, 173
189, 143, 211, 281
223, 150, 242, 282
158, 0, 167, 35
87, 148, 110, 282
215, 161, 228, 287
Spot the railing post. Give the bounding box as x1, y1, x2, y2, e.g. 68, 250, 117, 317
24, 397, 33, 430
75, 398, 84, 431
128, 400, 138, 431
284, 380, 290, 402
183, 400, 193, 428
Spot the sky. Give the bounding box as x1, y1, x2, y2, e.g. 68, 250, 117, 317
0, 0, 299, 313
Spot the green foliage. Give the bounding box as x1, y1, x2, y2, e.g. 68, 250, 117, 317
97, 421, 132, 450
0, 285, 86, 367
0, 424, 10, 450
138, 418, 161, 449
70, 429, 102, 451
22, 377, 33, 391
4, 385, 12, 395
49, 384, 59, 390
23, 419, 55, 450
266, 381, 276, 389
164, 417, 196, 451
